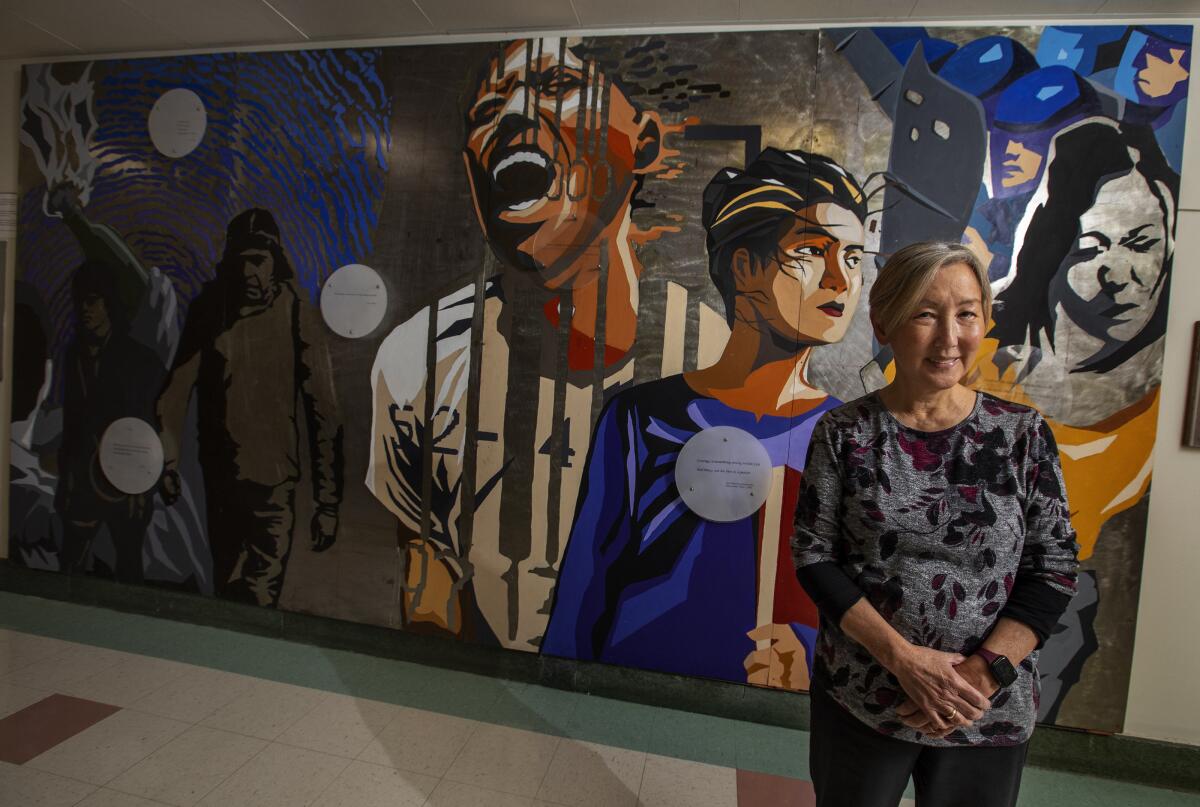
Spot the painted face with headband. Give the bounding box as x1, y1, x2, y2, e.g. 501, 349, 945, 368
702, 148, 869, 347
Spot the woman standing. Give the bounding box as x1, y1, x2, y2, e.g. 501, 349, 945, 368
793, 242, 1079, 806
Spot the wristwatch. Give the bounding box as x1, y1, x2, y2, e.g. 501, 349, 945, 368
975, 647, 1017, 690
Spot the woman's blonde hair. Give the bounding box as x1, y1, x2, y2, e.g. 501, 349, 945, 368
869, 241, 991, 338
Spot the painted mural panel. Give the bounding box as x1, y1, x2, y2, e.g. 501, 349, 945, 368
9, 25, 1190, 734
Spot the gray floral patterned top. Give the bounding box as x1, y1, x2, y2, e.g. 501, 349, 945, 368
792, 391, 1079, 747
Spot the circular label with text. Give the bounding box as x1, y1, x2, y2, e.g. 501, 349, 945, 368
675, 426, 772, 522
148, 88, 207, 158
99, 417, 164, 495
320, 263, 388, 338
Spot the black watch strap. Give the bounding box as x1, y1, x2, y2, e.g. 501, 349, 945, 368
976, 648, 1018, 689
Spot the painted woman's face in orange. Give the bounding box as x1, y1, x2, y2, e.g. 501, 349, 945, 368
464, 39, 657, 290
751, 202, 865, 346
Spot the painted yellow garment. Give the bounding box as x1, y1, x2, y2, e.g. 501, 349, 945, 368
1052, 389, 1157, 560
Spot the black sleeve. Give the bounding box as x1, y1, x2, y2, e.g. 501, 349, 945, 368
999, 578, 1074, 647
792, 416, 863, 625
797, 561, 863, 625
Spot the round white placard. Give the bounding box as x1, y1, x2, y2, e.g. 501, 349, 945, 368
99, 417, 164, 495
148, 88, 207, 158
675, 426, 773, 522
320, 263, 388, 338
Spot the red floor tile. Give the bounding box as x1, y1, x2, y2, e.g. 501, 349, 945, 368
737, 768, 816, 807
0, 694, 121, 764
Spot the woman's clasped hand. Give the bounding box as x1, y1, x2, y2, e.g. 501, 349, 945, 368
891, 646, 992, 738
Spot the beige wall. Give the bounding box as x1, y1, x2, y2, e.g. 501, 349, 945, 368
1125, 73, 1200, 746
1, 20, 1198, 747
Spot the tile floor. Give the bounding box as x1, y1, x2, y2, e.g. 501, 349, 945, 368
0, 591, 1197, 807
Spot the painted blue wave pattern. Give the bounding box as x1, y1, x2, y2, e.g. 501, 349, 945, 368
19, 48, 393, 398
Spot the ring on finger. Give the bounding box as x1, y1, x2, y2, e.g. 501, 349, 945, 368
944, 707, 958, 721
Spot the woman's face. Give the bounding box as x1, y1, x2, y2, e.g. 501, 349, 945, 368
752, 202, 865, 345
1059, 170, 1168, 344
877, 262, 986, 394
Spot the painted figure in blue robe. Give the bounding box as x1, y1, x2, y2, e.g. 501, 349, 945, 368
542, 148, 868, 690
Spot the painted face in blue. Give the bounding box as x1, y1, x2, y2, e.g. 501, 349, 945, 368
1132, 36, 1191, 106
988, 131, 1052, 198
987, 66, 1096, 199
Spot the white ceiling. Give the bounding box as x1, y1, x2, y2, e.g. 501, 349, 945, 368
1, 0, 1197, 60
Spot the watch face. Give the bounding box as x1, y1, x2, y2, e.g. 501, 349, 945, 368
991, 655, 1018, 688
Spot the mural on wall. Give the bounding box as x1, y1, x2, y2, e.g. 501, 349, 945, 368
368, 38, 682, 647
156, 206, 345, 607
542, 147, 868, 690
9, 24, 1190, 734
